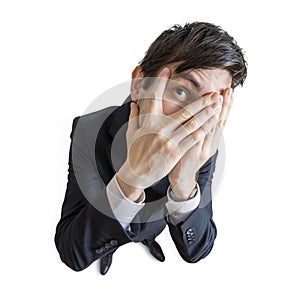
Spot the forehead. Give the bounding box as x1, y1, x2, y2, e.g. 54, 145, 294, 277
193, 68, 232, 85
171, 67, 232, 92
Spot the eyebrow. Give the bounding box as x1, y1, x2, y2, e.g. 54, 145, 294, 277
173, 72, 202, 91
173, 71, 232, 92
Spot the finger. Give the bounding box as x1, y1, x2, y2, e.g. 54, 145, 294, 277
169, 92, 221, 126
171, 99, 221, 144
177, 114, 218, 155
127, 102, 139, 134
202, 123, 221, 156
218, 88, 233, 129
223, 90, 234, 122
218, 88, 231, 120
141, 67, 170, 115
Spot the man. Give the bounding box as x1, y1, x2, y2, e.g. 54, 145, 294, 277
55, 22, 247, 275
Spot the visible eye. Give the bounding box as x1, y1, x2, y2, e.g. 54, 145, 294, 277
173, 87, 189, 100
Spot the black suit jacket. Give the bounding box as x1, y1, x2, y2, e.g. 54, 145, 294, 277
55, 100, 218, 271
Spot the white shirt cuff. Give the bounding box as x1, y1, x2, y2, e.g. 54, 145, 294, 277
165, 183, 201, 225
106, 174, 145, 230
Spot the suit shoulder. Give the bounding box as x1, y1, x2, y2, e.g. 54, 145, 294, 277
74, 106, 119, 126
70, 106, 119, 138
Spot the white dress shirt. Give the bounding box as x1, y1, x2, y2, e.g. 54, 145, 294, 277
106, 174, 201, 230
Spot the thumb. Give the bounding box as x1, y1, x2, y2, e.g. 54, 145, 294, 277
128, 102, 138, 132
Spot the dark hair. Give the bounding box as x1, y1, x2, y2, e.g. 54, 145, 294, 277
139, 22, 247, 88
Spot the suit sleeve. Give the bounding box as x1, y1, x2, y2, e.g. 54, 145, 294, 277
167, 151, 218, 263
54, 117, 129, 271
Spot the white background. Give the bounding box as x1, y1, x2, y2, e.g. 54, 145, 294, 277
1, 0, 299, 299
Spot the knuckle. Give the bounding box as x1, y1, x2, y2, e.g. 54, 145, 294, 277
188, 120, 195, 129
202, 105, 213, 118
164, 138, 175, 151
202, 95, 212, 105
193, 128, 205, 141
186, 119, 197, 131
181, 109, 191, 120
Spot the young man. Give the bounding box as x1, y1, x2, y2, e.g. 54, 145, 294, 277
55, 22, 247, 275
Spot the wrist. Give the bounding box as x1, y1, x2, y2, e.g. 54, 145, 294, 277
117, 159, 149, 190
169, 182, 197, 202
115, 172, 144, 203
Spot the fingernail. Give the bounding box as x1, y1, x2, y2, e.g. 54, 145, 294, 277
161, 67, 170, 77
211, 93, 220, 102
212, 101, 221, 110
